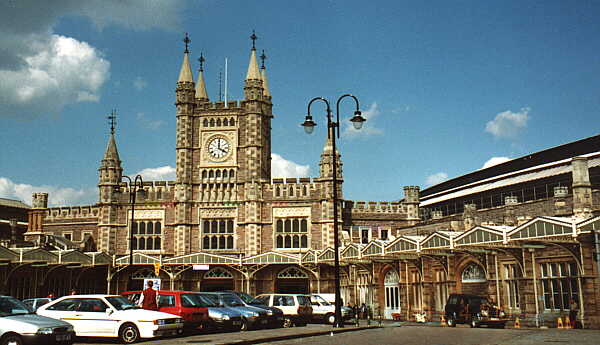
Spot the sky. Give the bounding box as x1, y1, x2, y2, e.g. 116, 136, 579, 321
1, 0, 599, 207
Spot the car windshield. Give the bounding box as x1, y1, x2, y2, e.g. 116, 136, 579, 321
236, 292, 255, 304
182, 294, 216, 308
105, 296, 139, 310
220, 294, 243, 307
0, 296, 33, 316
250, 295, 269, 305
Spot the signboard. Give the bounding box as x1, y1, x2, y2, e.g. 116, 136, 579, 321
193, 264, 210, 270
143, 278, 161, 290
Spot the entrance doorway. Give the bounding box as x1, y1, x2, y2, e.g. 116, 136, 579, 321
384, 270, 400, 319
275, 266, 309, 294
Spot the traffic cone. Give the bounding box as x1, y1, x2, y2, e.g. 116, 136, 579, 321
514, 317, 520, 329
557, 317, 563, 329
565, 316, 571, 329
441, 314, 446, 327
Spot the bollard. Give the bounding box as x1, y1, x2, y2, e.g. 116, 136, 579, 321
379, 314, 382, 327
557, 316, 564, 329
355, 313, 360, 327
514, 317, 520, 329
367, 312, 371, 326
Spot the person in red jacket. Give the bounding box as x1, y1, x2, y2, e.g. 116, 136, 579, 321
138, 280, 158, 311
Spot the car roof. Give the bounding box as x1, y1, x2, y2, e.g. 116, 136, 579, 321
257, 293, 309, 296
58, 294, 121, 298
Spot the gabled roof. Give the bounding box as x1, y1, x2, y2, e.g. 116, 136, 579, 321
164, 252, 239, 265
244, 251, 298, 265
508, 216, 574, 240
454, 225, 510, 246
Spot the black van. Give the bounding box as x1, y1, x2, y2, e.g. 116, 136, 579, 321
444, 294, 508, 328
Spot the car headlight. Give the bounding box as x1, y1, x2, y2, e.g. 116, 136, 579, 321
266, 310, 273, 316
37, 327, 54, 335
221, 314, 230, 320
153, 319, 168, 325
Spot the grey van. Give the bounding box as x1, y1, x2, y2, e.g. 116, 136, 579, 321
0, 295, 75, 345
199, 292, 269, 331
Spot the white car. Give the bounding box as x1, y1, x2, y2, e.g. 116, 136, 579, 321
37, 294, 183, 344
309, 294, 354, 324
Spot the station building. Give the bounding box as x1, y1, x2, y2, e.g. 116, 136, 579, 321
1, 36, 598, 328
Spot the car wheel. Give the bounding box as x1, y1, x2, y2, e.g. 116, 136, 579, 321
326, 313, 335, 325
446, 317, 456, 327
470, 319, 479, 328
283, 317, 293, 328
119, 323, 140, 344
240, 318, 249, 331
2, 334, 23, 345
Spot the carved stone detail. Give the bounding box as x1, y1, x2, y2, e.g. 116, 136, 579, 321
128, 209, 165, 220
273, 207, 311, 218
199, 208, 237, 218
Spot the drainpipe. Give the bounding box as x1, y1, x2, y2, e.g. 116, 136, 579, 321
595, 232, 600, 283
530, 249, 539, 328
406, 260, 410, 320
494, 252, 500, 307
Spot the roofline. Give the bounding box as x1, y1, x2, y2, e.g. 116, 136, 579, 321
420, 134, 600, 198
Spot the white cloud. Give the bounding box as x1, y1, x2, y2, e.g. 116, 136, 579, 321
425, 172, 449, 186
0, 35, 109, 117
135, 166, 176, 181
0, 177, 96, 207
485, 108, 530, 139
482, 156, 511, 169
137, 112, 165, 130
133, 76, 147, 91
271, 154, 310, 178
342, 102, 383, 138
0, 0, 183, 118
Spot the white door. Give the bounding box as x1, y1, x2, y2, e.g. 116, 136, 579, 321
384, 270, 400, 319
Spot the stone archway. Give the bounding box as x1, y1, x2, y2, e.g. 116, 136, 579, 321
383, 269, 401, 319
459, 262, 487, 296
275, 266, 310, 294
201, 267, 235, 292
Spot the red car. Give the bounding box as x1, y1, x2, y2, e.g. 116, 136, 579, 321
122, 290, 209, 331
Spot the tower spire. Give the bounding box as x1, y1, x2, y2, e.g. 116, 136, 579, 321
245, 31, 261, 81
195, 52, 209, 101
260, 50, 271, 98
178, 33, 194, 83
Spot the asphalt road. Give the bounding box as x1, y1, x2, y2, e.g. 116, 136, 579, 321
72, 324, 600, 345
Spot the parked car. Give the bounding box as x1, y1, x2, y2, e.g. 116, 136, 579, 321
198, 292, 269, 331
252, 294, 312, 327
309, 294, 354, 324
185, 293, 244, 331
22, 297, 55, 312
221, 291, 284, 328
121, 290, 209, 331
37, 294, 183, 344
444, 294, 508, 328
0, 295, 75, 345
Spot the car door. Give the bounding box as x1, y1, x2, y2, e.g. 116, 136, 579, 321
158, 293, 179, 316
41, 298, 82, 333
73, 298, 116, 336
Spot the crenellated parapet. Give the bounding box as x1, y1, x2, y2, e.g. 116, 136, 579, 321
345, 200, 406, 214
268, 177, 319, 199
116, 180, 176, 202
45, 205, 100, 221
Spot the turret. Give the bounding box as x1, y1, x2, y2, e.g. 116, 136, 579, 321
98, 112, 123, 204
175, 33, 195, 184
243, 31, 264, 101
319, 136, 343, 180
571, 156, 593, 219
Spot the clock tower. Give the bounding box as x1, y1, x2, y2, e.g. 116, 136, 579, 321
173, 32, 273, 255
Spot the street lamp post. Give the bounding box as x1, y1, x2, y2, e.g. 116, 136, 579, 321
122, 174, 144, 290
302, 94, 366, 328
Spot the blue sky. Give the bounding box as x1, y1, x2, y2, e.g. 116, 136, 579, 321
1, 0, 599, 207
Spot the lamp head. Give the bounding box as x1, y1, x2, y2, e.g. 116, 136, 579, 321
302, 115, 317, 134
349, 110, 366, 130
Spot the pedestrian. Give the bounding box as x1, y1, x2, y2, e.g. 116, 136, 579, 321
569, 298, 578, 328
138, 280, 159, 311
360, 303, 367, 319
47, 292, 54, 299
69, 289, 77, 295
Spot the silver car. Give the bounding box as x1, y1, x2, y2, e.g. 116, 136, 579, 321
0, 295, 74, 345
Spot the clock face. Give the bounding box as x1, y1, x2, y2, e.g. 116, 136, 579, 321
207, 137, 231, 159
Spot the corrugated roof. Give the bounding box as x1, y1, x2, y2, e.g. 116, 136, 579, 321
0, 198, 30, 209
421, 153, 600, 207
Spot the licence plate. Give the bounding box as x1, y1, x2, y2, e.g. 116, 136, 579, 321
56, 334, 71, 341
232, 321, 241, 325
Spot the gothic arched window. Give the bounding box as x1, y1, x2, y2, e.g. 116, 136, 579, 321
205, 267, 233, 279
461, 263, 486, 283
277, 266, 309, 279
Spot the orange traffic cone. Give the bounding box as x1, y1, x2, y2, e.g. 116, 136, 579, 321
514, 317, 520, 329
441, 314, 446, 327
557, 317, 564, 329
565, 316, 572, 329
